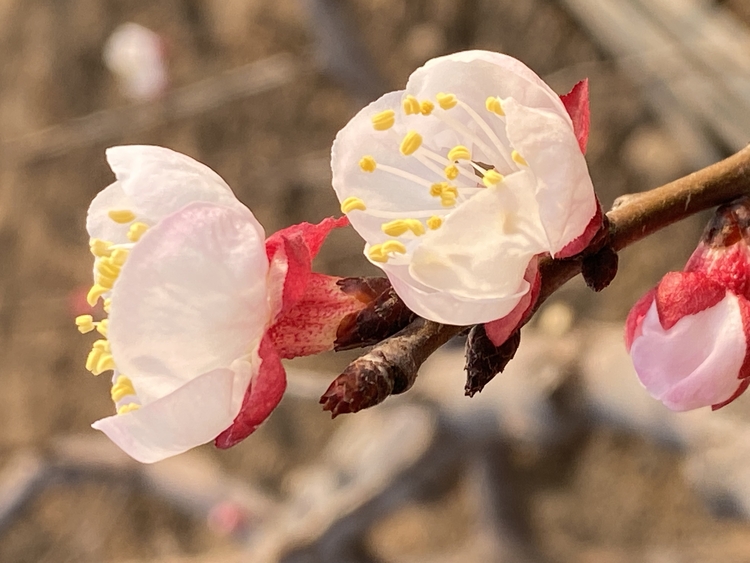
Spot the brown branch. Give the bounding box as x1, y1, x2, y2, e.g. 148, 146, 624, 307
321, 145, 750, 415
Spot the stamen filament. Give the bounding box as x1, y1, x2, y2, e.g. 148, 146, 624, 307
456, 100, 513, 169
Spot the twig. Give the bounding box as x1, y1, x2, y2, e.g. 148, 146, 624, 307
322, 145, 750, 415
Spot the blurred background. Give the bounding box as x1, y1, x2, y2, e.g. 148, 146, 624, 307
2, 0, 750, 561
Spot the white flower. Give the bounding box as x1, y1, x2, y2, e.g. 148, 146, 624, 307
331, 50, 599, 325
103, 23, 168, 101
79, 146, 358, 463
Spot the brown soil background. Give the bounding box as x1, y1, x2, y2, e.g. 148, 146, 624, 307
1, 0, 749, 561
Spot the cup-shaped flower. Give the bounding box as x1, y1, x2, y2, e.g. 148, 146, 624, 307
625, 198, 750, 411
331, 50, 600, 327
79, 145, 373, 463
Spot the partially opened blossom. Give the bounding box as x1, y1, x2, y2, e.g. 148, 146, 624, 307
331, 50, 600, 329
626, 198, 750, 411
103, 23, 168, 101
78, 145, 373, 463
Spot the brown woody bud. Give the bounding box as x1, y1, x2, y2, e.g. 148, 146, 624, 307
465, 325, 521, 397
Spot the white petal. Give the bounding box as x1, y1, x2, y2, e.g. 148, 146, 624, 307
106, 145, 242, 222
631, 293, 746, 410
503, 98, 596, 254
86, 181, 137, 244
107, 202, 269, 403
409, 171, 545, 300
92, 367, 237, 463
407, 50, 567, 119
383, 261, 529, 325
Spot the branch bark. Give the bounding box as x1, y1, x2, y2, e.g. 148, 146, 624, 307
321, 145, 750, 415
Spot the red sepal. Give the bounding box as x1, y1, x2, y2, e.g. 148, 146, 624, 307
560, 78, 590, 155
654, 271, 725, 331
624, 288, 655, 352
214, 335, 286, 449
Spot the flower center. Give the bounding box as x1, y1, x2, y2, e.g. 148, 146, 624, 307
340, 92, 529, 263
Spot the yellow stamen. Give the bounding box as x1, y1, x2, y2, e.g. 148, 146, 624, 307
436, 92, 458, 110
485, 96, 505, 116
117, 403, 141, 415
95, 354, 116, 374
341, 196, 367, 213
110, 248, 129, 266
96, 319, 109, 337
440, 194, 457, 207
447, 145, 471, 161
96, 258, 121, 279
85, 348, 102, 373
443, 186, 458, 197
444, 165, 459, 180
359, 155, 377, 172
420, 100, 434, 115
107, 209, 136, 224
75, 315, 95, 334
400, 131, 423, 156
430, 182, 447, 197
427, 216, 443, 230
511, 150, 528, 166
482, 169, 504, 187
89, 239, 113, 258
368, 245, 388, 263
111, 375, 137, 403
93, 339, 110, 352
368, 240, 407, 263
371, 109, 396, 131
87, 284, 108, 306
381, 219, 425, 237
96, 274, 115, 290
127, 222, 149, 242
402, 95, 420, 115
103, 298, 112, 313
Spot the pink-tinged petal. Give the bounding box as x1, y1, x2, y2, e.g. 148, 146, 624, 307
92, 367, 237, 464
483, 259, 540, 346
555, 200, 603, 259
106, 145, 242, 222
624, 288, 655, 352
631, 293, 746, 411
267, 273, 369, 359
215, 335, 286, 449
503, 98, 597, 256
108, 202, 269, 404
654, 271, 725, 330
559, 79, 590, 154
265, 216, 350, 320
86, 181, 137, 244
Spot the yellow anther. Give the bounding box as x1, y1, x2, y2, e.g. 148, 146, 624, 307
127, 222, 149, 242
368, 245, 388, 263
440, 194, 457, 207
110, 248, 129, 266
107, 209, 136, 224
96, 274, 115, 290
511, 150, 528, 166
103, 298, 112, 313
420, 100, 435, 115
447, 145, 471, 161
371, 109, 396, 131
117, 403, 141, 415
402, 95, 420, 115
111, 375, 137, 403
96, 258, 121, 279
359, 155, 377, 172
96, 318, 109, 337
87, 284, 109, 306
427, 216, 443, 230
381, 240, 407, 254
482, 169, 504, 187
75, 315, 95, 334
341, 196, 367, 214
381, 219, 425, 237
368, 240, 407, 263
399, 131, 423, 156
430, 182, 447, 197
485, 96, 505, 116
444, 165, 459, 180
436, 92, 458, 110
90, 239, 113, 258
85, 348, 103, 373
93, 339, 110, 352
95, 353, 116, 374
443, 186, 458, 197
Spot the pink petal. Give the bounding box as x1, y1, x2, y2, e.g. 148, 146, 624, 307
267, 273, 369, 359
559, 79, 590, 155
484, 258, 541, 346
654, 271, 725, 330
214, 335, 287, 449
264, 216, 349, 319
712, 294, 750, 409
624, 288, 655, 351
